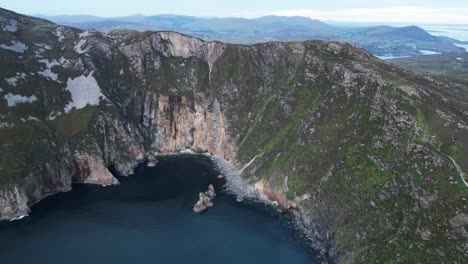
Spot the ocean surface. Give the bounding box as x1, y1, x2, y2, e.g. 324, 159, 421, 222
422, 24, 468, 42
0, 155, 319, 264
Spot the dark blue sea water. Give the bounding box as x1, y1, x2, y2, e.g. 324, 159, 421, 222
0, 155, 319, 264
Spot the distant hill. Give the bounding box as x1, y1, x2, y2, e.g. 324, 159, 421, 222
390, 52, 468, 81
38, 14, 466, 57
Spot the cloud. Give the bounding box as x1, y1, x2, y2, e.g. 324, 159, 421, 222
231, 6, 468, 24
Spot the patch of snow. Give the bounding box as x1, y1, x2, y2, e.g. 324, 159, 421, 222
38, 59, 60, 69
74, 39, 89, 54
38, 59, 61, 81
21, 116, 40, 122
0, 40, 28, 53
48, 111, 61, 120
456, 57, 464, 61
419, 50, 442, 55
64, 71, 105, 113
35, 48, 45, 58
35, 43, 52, 50
0, 122, 14, 128
2, 20, 18, 32
120, 68, 124, 75
5, 77, 18, 86
5, 73, 26, 86
53, 27, 65, 42
37, 69, 57, 81
79, 31, 91, 38
457, 123, 468, 130
4, 93, 38, 106
59, 56, 70, 65
0, 88, 3, 92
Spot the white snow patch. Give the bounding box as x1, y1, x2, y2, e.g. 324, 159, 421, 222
4, 93, 38, 106
120, 68, 124, 75
0, 40, 27, 53
38, 59, 60, 69
64, 71, 105, 113
74, 39, 89, 54
456, 57, 464, 61
59, 56, 70, 65
5, 73, 26, 86
5, 77, 18, 86
38, 59, 61, 81
79, 31, 92, 38
0, 122, 14, 128
53, 27, 66, 42
0, 88, 3, 92
21, 116, 40, 122
35, 49, 45, 58
48, 111, 62, 120
35, 43, 52, 50
37, 69, 58, 81
2, 19, 18, 32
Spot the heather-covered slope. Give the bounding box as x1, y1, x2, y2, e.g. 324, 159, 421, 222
0, 8, 467, 263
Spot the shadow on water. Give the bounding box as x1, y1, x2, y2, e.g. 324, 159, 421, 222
0, 154, 320, 264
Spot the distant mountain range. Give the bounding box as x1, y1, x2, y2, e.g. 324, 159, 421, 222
38, 14, 468, 57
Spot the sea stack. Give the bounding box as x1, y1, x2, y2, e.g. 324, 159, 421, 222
193, 184, 216, 213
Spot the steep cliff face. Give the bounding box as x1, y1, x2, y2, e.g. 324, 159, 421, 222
0, 8, 467, 263
142, 93, 235, 160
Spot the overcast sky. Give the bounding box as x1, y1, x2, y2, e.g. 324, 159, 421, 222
1, 0, 468, 24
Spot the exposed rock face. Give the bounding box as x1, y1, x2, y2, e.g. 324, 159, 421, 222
0, 187, 30, 220
0, 8, 467, 263
143, 93, 234, 160
72, 151, 119, 186
193, 192, 213, 213
205, 184, 216, 199
119, 31, 226, 82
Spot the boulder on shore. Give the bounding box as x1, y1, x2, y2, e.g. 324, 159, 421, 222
206, 184, 216, 199
147, 154, 158, 167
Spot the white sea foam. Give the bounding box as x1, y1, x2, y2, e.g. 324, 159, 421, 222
9, 214, 28, 221
204, 154, 261, 202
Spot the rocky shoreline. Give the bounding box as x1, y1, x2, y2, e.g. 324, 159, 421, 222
1, 152, 325, 260
205, 154, 329, 261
